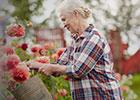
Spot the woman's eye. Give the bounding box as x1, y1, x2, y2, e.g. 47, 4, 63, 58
61, 18, 66, 22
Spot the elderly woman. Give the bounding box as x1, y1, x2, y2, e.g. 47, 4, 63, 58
28, 0, 122, 100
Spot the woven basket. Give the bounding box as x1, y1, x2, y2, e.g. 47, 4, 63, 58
12, 76, 53, 100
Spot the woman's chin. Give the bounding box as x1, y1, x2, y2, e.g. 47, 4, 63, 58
68, 30, 74, 33
67, 28, 71, 32
67, 28, 73, 33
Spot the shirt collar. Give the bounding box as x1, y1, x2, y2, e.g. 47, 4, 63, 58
71, 24, 94, 40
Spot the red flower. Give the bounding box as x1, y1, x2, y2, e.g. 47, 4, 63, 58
56, 48, 65, 58
21, 43, 28, 51
6, 24, 25, 37
36, 56, 50, 64
31, 46, 38, 53
11, 63, 30, 83
15, 25, 25, 37
5, 47, 14, 55
6, 54, 20, 70
0, 46, 14, 55
31, 45, 41, 53
53, 94, 58, 100
39, 47, 47, 56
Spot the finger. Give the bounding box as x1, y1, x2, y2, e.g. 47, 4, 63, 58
43, 69, 51, 76
26, 61, 35, 68
26, 61, 31, 67
39, 67, 50, 76
29, 61, 42, 69
39, 66, 45, 72
52, 72, 60, 77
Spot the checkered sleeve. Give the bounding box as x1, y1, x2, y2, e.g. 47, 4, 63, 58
57, 47, 70, 65
66, 32, 105, 78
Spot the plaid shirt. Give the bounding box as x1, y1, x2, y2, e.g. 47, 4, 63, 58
57, 25, 122, 100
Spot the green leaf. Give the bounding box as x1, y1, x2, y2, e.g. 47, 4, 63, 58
15, 48, 31, 61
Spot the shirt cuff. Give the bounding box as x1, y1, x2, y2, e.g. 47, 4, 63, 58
65, 64, 74, 76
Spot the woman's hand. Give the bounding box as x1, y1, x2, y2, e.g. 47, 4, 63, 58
26, 61, 67, 76
38, 64, 54, 76
26, 60, 44, 71
38, 64, 67, 76
26, 61, 57, 76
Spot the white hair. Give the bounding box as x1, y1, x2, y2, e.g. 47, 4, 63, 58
57, 0, 92, 19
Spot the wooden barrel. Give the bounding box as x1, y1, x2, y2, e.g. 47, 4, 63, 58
12, 76, 53, 100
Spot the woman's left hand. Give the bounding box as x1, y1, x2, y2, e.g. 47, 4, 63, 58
26, 60, 44, 70
38, 64, 54, 76
39, 64, 66, 76
26, 61, 53, 75
26, 61, 66, 76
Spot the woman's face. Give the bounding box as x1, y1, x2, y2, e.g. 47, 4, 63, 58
60, 12, 80, 34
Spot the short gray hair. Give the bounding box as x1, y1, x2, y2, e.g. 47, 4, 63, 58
57, 0, 92, 19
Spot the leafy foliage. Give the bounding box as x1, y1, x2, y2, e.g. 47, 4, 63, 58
15, 48, 31, 61
9, 0, 44, 21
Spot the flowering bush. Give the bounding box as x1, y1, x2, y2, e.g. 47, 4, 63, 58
115, 73, 138, 100
0, 46, 30, 100
29, 44, 71, 100
0, 23, 71, 100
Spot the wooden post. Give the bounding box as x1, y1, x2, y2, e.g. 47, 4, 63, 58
109, 27, 122, 73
